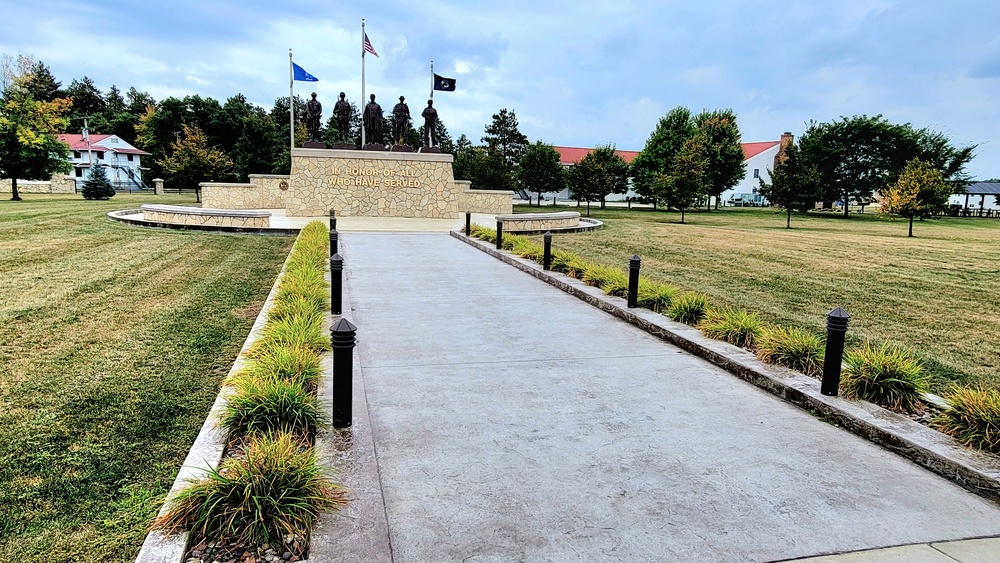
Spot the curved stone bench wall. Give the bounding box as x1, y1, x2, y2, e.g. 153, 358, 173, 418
497, 211, 581, 232
140, 204, 270, 228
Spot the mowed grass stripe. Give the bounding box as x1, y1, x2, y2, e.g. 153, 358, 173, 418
0, 195, 293, 562
532, 205, 1000, 391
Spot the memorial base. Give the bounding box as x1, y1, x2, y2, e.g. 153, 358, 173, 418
303, 141, 326, 149
330, 142, 356, 150
419, 146, 442, 153
390, 144, 414, 153
362, 143, 386, 151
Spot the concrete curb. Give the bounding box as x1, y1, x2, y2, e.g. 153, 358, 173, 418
450, 230, 1000, 504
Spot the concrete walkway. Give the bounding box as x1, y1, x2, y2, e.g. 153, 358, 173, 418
339, 233, 1000, 562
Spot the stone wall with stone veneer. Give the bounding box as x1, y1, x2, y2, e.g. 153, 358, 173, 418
497, 211, 581, 232
461, 185, 513, 214
287, 148, 461, 217
141, 204, 270, 228
200, 175, 289, 210
0, 174, 77, 194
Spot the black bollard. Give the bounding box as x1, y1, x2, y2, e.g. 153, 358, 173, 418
465, 212, 471, 236
821, 307, 851, 396
627, 254, 641, 308
496, 220, 503, 250
543, 231, 552, 271
330, 228, 339, 255
331, 317, 357, 428
329, 209, 337, 231
330, 253, 343, 315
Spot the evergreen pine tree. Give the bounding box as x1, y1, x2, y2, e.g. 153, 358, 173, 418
82, 165, 116, 200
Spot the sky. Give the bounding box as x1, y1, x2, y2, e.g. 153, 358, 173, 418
2, 0, 1000, 177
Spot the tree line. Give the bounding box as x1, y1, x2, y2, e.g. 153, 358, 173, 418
759, 115, 975, 232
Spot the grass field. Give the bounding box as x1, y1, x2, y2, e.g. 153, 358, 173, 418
522, 204, 1000, 393
0, 194, 293, 561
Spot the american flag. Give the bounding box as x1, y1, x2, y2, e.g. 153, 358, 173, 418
363, 32, 379, 58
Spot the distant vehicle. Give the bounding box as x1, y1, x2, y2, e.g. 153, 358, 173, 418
728, 193, 767, 207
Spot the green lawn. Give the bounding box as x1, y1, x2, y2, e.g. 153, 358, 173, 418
0, 194, 293, 561
523, 204, 1000, 393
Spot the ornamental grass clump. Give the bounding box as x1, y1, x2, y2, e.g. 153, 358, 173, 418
636, 279, 679, 313
256, 313, 330, 353
152, 432, 346, 547
269, 294, 323, 323
934, 387, 1000, 453
230, 345, 322, 391
582, 263, 625, 289
699, 308, 763, 349
512, 239, 543, 261
668, 292, 708, 325
840, 342, 928, 413
756, 325, 824, 377
275, 269, 328, 312
219, 379, 327, 440
470, 224, 497, 243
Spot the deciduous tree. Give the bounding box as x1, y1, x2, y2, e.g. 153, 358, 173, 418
160, 124, 233, 189
631, 106, 695, 206
694, 109, 745, 210
588, 144, 630, 208
758, 143, 821, 228
0, 68, 72, 200
657, 133, 710, 223
516, 141, 566, 206
879, 158, 951, 237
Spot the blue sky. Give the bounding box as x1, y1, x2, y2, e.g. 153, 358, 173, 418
2, 0, 999, 177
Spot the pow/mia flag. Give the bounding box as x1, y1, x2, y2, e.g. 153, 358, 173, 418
433, 73, 456, 92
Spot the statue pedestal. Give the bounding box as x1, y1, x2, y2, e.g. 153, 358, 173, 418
303, 141, 325, 149
330, 142, 356, 150
390, 145, 414, 153
362, 143, 386, 151
419, 146, 442, 154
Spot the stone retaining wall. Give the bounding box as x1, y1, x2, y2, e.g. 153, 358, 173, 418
0, 174, 77, 194
200, 175, 289, 210
288, 148, 460, 217
462, 185, 513, 214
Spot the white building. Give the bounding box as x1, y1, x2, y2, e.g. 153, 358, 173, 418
57, 134, 151, 192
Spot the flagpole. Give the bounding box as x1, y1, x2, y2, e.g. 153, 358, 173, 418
361, 18, 366, 147
289, 48, 294, 153
430, 60, 434, 100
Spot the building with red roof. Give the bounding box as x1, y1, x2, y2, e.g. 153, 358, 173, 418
56, 134, 151, 191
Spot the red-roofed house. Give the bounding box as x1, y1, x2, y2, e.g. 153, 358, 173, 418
548, 133, 792, 205
57, 134, 151, 191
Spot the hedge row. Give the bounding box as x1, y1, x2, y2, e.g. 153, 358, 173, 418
470, 225, 1000, 454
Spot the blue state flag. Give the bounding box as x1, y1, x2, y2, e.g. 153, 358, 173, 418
293, 62, 318, 82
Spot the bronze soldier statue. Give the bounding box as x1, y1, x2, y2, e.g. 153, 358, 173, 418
421, 99, 438, 147
333, 92, 351, 143
305, 92, 322, 142
392, 96, 410, 144
363, 94, 383, 145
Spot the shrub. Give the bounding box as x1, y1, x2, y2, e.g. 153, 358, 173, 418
934, 387, 1000, 453
840, 342, 928, 413
668, 292, 708, 325
256, 313, 330, 353
152, 433, 346, 547
636, 279, 679, 313
756, 326, 824, 377
219, 379, 327, 440
82, 165, 116, 200
699, 308, 763, 348
231, 345, 322, 391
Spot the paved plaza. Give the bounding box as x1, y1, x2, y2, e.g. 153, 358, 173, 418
330, 232, 1000, 562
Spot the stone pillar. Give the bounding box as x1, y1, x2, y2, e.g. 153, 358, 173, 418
153, 178, 164, 195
